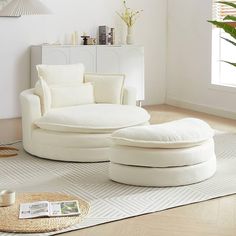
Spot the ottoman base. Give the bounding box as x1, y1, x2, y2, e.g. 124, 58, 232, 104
109, 155, 216, 187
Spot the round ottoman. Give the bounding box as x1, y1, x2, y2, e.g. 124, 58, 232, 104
109, 118, 216, 187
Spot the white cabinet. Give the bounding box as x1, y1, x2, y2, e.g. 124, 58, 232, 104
42, 47, 70, 65
70, 46, 97, 73
31, 45, 144, 100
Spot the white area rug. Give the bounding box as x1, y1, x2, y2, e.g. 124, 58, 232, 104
1, 133, 236, 236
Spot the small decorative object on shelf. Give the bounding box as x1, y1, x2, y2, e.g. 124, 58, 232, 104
71, 31, 79, 45
99, 26, 110, 45
117, 0, 143, 44
99, 26, 116, 45
109, 28, 115, 45
81, 33, 90, 45
87, 38, 97, 45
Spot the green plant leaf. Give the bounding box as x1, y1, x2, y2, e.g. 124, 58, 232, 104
208, 20, 236, 39
221, 36, 236, 46
210, 1, 236, 70
222, 60, 236, 67
224, 15, 236, 21
217, 1, 236, 9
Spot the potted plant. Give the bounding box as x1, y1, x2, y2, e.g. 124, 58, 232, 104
117, 0, 143, 44
208, 1, 236, 67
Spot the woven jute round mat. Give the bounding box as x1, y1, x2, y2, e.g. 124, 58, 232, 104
0, 192, 90, 233
0, 146, 19, 158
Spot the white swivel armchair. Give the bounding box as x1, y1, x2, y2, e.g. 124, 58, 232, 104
20, 64, 150, 162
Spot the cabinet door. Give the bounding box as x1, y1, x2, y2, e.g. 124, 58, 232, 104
42, 47, 70, 65
70, 46, 96, 73
97, 46, 144, 100
120, 47, 144, 101
97, 46, 121, 74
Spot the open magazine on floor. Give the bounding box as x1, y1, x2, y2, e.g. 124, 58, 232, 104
19, 200, 80, 219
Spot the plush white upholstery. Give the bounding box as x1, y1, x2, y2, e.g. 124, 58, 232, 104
109, 156, 216, 187
36, 64, 95, 110
34, 104, 150, 133
34, 78, 51, 115
33, 129, 112, 148
50, 83, 94, 108
122, 87, 137, 106
20, 89, 42, 152
84, 73, 125, 104
36, 65, 127, 109
37, 64, 84, 85
20, 72, 148, 162
111, 118, 214, 148
31, 129, 112, 162
110, 138, 215, 167
109, 119, 216, 187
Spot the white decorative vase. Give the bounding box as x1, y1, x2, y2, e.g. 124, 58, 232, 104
126, 26, 134, 45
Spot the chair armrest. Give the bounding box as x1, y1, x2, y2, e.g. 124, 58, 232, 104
20, 89, 42, 151
122, 87, 137, 106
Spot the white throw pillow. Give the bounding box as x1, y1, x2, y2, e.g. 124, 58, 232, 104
111, 118, 215, 148
36, 64, 84, 86
84, 74, 125, 104
34, 78, 52, 115
50, 83, 94, 108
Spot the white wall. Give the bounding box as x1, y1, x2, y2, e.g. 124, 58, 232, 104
0, 0, 167, 119
167, 0, 236, 119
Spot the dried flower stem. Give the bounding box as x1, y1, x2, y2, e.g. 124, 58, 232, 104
117, 0, 143, 27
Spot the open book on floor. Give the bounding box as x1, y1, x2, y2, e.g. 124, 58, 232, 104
19, 200, 80, 219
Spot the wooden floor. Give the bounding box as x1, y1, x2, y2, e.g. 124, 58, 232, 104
1, 104, 236, 236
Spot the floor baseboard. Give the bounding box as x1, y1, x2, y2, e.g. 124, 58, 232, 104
166, 97, 236, 120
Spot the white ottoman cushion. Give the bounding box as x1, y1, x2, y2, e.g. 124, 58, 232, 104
110, 138, 215, 167
111, 118, 214, 148
34, 104, 150, 134
109, 156, 216, 187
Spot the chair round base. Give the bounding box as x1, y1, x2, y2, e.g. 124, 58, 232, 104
24, 130, 113, 162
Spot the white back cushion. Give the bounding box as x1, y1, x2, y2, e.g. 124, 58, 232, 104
50, 83, 94, 108
34, 78, 52, 115
36, 64, 84, 86
84, 74, 125, 104
35, 64, 96, 109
